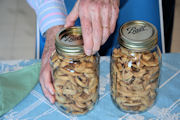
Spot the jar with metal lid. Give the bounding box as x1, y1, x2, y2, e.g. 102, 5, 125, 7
50, 27, 99, 115
111, 21, 162, 113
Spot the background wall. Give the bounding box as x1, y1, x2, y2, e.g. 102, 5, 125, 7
171, 0, 180, 52
0, 0, 35, 60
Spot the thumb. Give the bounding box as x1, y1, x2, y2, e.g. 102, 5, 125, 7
64, 0, 80, 28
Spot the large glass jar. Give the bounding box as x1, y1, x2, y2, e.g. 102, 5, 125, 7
50, 27, 99, 115
111, 21, 162, 113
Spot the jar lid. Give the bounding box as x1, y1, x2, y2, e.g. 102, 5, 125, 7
55, 27, 84, 56
119, 20, 158, 51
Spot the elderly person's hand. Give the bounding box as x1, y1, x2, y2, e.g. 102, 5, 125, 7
39, 25, 63, 103
65, 0, 120, 55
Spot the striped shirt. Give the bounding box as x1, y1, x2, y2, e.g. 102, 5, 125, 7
27, 0, 67, 35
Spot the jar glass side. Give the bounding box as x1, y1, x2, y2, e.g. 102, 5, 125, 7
50, 51, 100, 116
110, 45, 162, 113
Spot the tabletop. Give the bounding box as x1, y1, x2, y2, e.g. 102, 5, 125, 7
0, 53, 180, 120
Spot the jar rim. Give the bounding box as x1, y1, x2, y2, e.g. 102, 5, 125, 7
55, 27, 84, 56
119, 20, 158, 51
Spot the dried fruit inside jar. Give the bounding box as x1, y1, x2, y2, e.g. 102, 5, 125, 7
50, 52, 99, 115
111, 47, 161, 113
50, 27, 100, 115
111, 20, 162, 113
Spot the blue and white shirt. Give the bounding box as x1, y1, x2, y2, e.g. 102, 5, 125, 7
27, 0, 67, 35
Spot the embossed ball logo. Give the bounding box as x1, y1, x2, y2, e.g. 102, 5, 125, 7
126, 25, 147, 35
61, 34, 83, 46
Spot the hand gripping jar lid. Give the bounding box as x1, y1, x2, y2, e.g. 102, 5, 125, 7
118, 20, 158, 51
55, 27, 84, 56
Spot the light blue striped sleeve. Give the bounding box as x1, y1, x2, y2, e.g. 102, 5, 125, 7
27, 0, 67, 35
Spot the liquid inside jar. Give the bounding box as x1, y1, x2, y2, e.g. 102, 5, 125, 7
50, 52, 99, 115
111, 47, 161, 113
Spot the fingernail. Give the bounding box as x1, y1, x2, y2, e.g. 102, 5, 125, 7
49, 88, 54, 95
85, 50, 92, 56
50, 98, 54, 104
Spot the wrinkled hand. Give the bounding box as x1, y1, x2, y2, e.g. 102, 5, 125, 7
39, 25, 63, 103
65, 0, 120, 55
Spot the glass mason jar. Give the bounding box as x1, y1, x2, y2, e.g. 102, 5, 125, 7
50, 27, 99, 115
111, 21, 162, 113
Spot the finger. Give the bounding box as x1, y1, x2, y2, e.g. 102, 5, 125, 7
90, 2, 102, 54
40, 77, 55, 104
39, 65, 55, 103
101, 2, 111, 45
44, 69, 55, 96
110, 1, 119, 34
64, 0, 80, 28
42, 64, 55, 95
81, 17, 93, 56
80, 12, 93, 56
